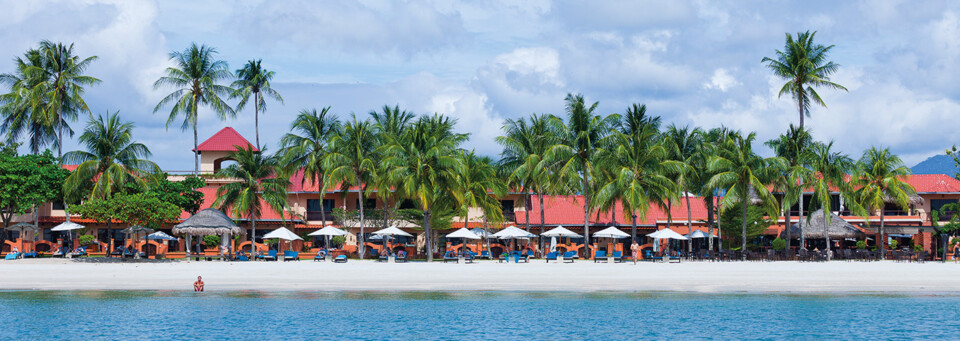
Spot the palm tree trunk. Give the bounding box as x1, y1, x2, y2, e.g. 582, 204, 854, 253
254, 94, 260, 150
797, 90, 804, 129
424, 209, 433, 261
823, 207, 831, 261
318, 174, 327, 226
57, 100, 72, 223
107, 220, 113, 256
798, 189, 805, 249
250, 208, 257, 261
685, 192, 693, 254
539, 193, 545, 234
193, 107, 199, 176
357, 175, 366, 258
879, 212, 886, 260
741, 197, 748, 261
631, 214, 637, 244
582, 176, 590, 257
716, 199, 723, 252
706, 197, 714, 252
784, 198, 792, 251
525, 193, 531, 231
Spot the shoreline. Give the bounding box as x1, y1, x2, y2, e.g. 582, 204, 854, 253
1, 259, 958, 293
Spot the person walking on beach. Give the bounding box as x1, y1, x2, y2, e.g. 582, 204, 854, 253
630, 241, 640, 264
194, 276, 204, 292
953, 242, 959, 264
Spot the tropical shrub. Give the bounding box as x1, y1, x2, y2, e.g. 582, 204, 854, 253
888, 239, 899, 250
771, 238, 786, 251
856, 240, 867, 250
331, 235, 346, 248
203, 235, 220, 248
78, 235, 96, 246
913, 244, 923, 252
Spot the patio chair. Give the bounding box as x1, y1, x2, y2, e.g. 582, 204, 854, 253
333, 254, 348, 263
377, 252, 389, 263
519, 250, 530, 263
464, 251, 475, 264
593, 250, 608, 263
283, 251, 300, 261
442, 251, 458, 263
52, 248, 66, 258
480, 250, 491, 259
396, 251, 408, 263
498, 252, 509, 263
22, 251, 38, 258
611, 251, 623, 263
545, 251, 558, 263
562, 251, 577, 263
314, 250, 327, 262
262, 250, 278, 261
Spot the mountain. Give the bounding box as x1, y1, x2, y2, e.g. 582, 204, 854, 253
912, 154, 958, 175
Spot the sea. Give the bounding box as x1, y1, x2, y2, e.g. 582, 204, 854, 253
0, 291, 957, 340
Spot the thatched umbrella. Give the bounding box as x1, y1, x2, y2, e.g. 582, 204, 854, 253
173, 208, 243, 255
780, 209, 865, 240
5, 222, 38, 253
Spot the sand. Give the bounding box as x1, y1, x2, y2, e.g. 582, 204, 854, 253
1, 258, 958, 293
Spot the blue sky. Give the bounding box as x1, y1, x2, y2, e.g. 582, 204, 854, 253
2, 0, 960, 170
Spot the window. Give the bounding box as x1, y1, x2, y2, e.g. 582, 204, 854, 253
399, 199, 416, 209
500, 200, 515, 213
52, 201, 65, 210
355, 199, 376, 210
307, 199, 335, 212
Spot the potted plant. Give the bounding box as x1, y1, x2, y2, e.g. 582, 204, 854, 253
856, 240, 867, 250
771, 238, 786, 252
888, 239, 899, 251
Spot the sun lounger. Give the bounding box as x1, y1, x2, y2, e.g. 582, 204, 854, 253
52, 249, 66, 258
545, 251, 558, 263
333, 254, 347, 263
236, 254, 249, 261
519, 251, 530, 263
442, 251, 458, 263
283, 251, 299, 261
464, 251, 475, 264
563, 251, 577, 263
71, 247, 87, 258
396, 252, 407, 263
22, 251, 38, 258
377, 253, 389, 262
314, 251, 326, 262
4, 252, 18, 260
593, 250, 608, 263
611, 251, 623, 263
262, 250, 278, 261
480, 250, 491, 259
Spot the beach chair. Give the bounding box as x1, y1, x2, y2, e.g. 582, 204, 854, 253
643, 249, 655, 262
464, 251, 475, 264
334, 255, 348, 263
22, 251, 38, 258
480, 250, 491, 259
498, 252, 509, 263
236, 254, 249, 261
668, 251, 682, 263
52, 248, 66, 258
4, 252, 18, 260
593, 250, 608, 263
611, 251, 623, 263
71, 247, 87, 258
442, 251, 458, 263
314, 251, 326, 262
545, 251, 558, 263
510, 251, 522, 263
262, 250, 278, 261
518, 251, 530, 263
562, 251, 577, 263
377, 252, 389, 262
396, 252, 407, 263
283, 251, 300, 261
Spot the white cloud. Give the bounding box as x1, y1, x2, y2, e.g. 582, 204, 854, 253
703, 68, 739, 92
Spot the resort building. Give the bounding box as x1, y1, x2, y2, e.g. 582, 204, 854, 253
4, 127, 960, 260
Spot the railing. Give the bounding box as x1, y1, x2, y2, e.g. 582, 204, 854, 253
306, 211, 335, 222
883, 210, 910, 216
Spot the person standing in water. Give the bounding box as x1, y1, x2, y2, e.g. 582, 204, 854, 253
194, 276, 204, 292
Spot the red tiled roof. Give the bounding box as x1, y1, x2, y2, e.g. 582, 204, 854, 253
904, 174, 960, 193
194, 127, 258, 152
515, 195, 709, 226
185, 187, 287, 221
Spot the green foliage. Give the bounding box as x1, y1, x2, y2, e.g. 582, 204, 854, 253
952, 237, 960, 245
78, 235, 96, 246
147, 176, 205, 214
856, 240, 868, 250
888, 239, 899, 250
719, 202, 773, 246
771, 238, 786, 251
399, 208, 455, 231
946, 145, 960, 181
202, 235, 220, 248
913, 244, 923, 252
0, 150, 70, 226
331, 235, 345, 248
72, 192, 180, 229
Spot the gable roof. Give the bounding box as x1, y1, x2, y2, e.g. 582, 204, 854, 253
904, 174, 960, 193
194, 127, 258, 152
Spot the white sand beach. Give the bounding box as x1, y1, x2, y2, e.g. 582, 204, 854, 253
1, 259, 958, 293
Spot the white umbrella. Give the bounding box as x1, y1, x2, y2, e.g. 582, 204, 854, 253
647, 229, 689, 240
308, 226, 347, 236
550, 237, 557, 253
446, 228, 481, 240
51, 221, 85, 252
685, 230, 716, 239
492, 226, 537, 239
372, 225, 413, 237
263, 227, 302, 241
593, 226, 630, 239
147, 231, 177, 241
541, 225, 582, 238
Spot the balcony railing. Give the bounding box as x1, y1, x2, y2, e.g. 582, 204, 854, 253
306, 211, 335, 222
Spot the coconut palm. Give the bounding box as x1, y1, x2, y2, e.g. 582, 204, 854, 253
33, 41, 100, 161
496, 114, 553, 231
153, 43, 236, 175
764, 124, 814, 250
806, 141, 857, 260
707, 132, 782, 259
212, 146, 289, 257
0, 48, 58, 155
324, 115, 378, 258
664, 124, 700, 253
279, 107, 340, 226
596, 104, 678, 243
369, 105, 415, 228
63, 112, 159, 200
697, 127, 737, 252
545, 93, 619, 252
851, 147, 916, 260
232, 59, 283, 149
762, 31, 846, 129
385, 114, 466, 261
453, 151, 506, 230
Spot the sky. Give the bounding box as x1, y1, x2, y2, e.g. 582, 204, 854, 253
2, 0, 959, 170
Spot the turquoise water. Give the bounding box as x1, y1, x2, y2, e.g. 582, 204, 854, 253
1, 291, 958, 340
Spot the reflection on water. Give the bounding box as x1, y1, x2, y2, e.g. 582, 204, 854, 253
1, 291, 958, 340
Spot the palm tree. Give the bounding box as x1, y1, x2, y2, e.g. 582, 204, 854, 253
453, 151, 505, 231
34, 41, 100, 161
697, 127, 736, 252
806, 142, 856, 260
324, 115, 378, 258
279, 107, 340, 226
545, 93, 619, 253
707, 132, 782, 259
596, 104, 678, 243
664, 124, 700, 253
0, 48, 57, 155
212, 146, 289, 257
385, 114, 466, 261
153, 43, 236, 175
765, 125, 814, 250
762, 31, 846, 129
369, 105, 415, 229
63, 112, 158, 251
63, 112, 158, 200
496, 114, 553, 231
851, 147, 916, 260
232, 59, 283, 149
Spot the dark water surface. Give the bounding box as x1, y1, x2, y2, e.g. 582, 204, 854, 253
1, 291, 957, 340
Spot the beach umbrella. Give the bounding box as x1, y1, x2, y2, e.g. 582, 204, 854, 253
492, 226, 537, 239
51, 222, 85, 253
6, 222, 38, 253
550, 237, 557, 253
446, 228, 480, 240
147, 231, 178, 241
372, 225, 413, 237
122, 226, 155, 258
593, 227, 629, 239
541, 225, 582, 238
263, 227, 302, 253
308, 225, 348, 251
647, 229, 689, 253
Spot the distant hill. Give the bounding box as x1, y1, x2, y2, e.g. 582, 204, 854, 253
912, 154, 958, 175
